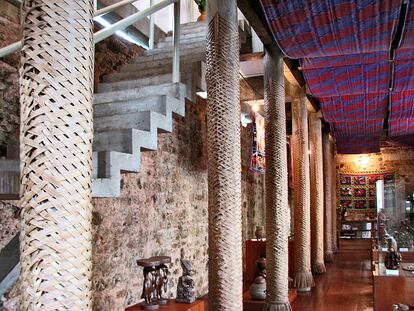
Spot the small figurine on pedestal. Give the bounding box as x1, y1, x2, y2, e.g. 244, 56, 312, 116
385, 236, 402, 270
138, 258, 161, 310
176, 249, 196, 304
152, 256, 171, 305
137, 256, 171, 310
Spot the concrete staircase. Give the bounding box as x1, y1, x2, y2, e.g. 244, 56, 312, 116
0, 20, 252, 299
0, 20, 252, 199
0, 21, 210, 199
91, 21, 211, 197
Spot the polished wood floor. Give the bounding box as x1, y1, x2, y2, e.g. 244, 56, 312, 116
292, 250, 373, 311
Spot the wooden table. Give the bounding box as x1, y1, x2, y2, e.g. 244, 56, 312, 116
126, 300, 205, 311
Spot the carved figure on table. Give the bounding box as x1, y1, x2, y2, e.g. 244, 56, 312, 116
138, 257, 165, 310
176, 249, 196, 304
142, 266, 157, 308
385, 236, 402, 270
156, 264, 169, 304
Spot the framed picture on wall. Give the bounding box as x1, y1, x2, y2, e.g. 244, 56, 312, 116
354, 188, 367, 197
338, 172, 395, 212
354, 200, 367, 209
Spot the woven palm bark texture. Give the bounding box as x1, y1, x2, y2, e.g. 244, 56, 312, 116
309, 113, 326, 274
262, 52, 292, 311
206, 1, 242, 310
19, 0, 94, 309
322, 130, 334, 262
331, 138, 338, 252
291, 86, 315, 290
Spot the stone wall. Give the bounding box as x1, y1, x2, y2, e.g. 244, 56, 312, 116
336, 147, 414, 221
0, 11, 265, 310
0, 14, 19, 155
0, 201, 19, 250
91, 98, 265, 310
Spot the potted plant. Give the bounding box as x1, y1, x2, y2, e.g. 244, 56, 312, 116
194, 0, 206, 21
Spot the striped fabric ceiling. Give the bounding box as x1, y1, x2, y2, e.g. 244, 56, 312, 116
260, 0, 414, 154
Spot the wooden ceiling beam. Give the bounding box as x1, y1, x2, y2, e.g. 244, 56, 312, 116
237, 0, 306, 88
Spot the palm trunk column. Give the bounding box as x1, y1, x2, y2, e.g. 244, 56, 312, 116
206, 1, 242, 310
19, 1, 94, 309
291, 86, 315, 291
262, 51, 292, 311
331, 139, 338, 252
309, 113, 326, 274
323, 130, 334, 262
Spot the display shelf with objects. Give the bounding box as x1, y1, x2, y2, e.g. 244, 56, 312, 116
373, 262, 414, 311
340, 219, 377, 239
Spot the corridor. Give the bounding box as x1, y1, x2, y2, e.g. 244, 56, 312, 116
293, 248, 373, 311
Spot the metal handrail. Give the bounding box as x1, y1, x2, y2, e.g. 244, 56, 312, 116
95, 0, 176, 43
95, 0, 143, 17
0, 0, 181, 83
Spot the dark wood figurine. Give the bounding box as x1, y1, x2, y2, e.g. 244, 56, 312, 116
137, 256, 171, 310
176, 249, 196, 304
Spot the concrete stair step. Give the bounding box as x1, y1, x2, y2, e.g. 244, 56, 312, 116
98, 73, 173, 92
168, 21, 207, 36
0, 159, 19, 200
95, 110, 172, 133
98, 73, 199, 102
93, 128, 157, 154
129, 45, 205, 64
157, 34, 206, 49
158, 31, 206, 43
144, 41, 206, 57
0, 234, 19, 297
94, 95, 184, 118
92, 148, 144, 197
119, 54, 205, 72
94, 82, 185, 105
103, 61, 199, 83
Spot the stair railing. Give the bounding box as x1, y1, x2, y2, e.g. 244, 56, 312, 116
0, 0, 181, 83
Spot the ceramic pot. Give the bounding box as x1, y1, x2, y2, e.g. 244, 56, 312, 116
197, 11, 206, 21
249, 276, 266, 300
255, 226, 265, 240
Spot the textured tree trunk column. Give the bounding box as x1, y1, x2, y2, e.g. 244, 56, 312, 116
19, 1, 94, 309
309, 113, 326, 274
291, 87, 315, 291
206, 1, 242, 310
262, 52, 292, 311
322, 130, 334, 262
331, 139, 338, 252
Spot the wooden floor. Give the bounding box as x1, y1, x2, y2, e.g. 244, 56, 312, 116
292, 249, 373, 311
